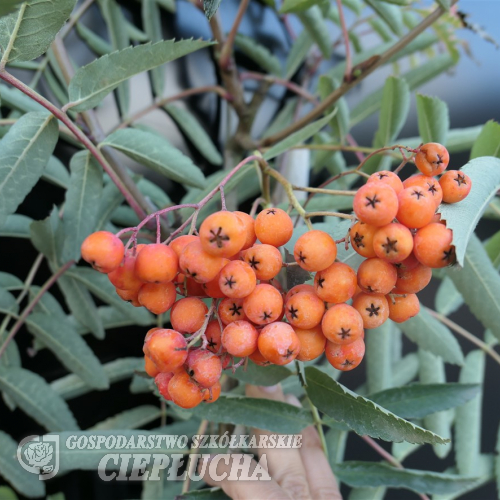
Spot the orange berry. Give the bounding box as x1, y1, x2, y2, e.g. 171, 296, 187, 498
221, 321, 259, 357
199, 211, 246, 257
396, 253, 420, 272
372, 223, 414, 263
367, 170, 404, 194
169, 235, 199, 259
108, 252, 143, 291
393, 263, 432, 294
285, 291, 325, 329
314, 262, 357, 303
170, 297, 209, 334
258, 322, 300, 365
145, 354, 160, 377
218, 260, 257, 298
235, 211, 257, 250
168, 371, 203, 409
242, 244, 282, 280
205, 320, 223, 353
396, 187, 435, 229
81, 231, 125, 273
413, 223, 455, 268
217, 298, 247, 325
203, 381, 221, 403
254, 208, 293, 247
115, 287, 140, 306
249, 348, 271, 366
353, 183, 399, 227
186, 277, 208, 297
293, 230, 337, 272
138, 282, 177, 315
243, 283, 284, 325
186, 349, 222, 388
143, 329, 187, 373
439, 170, 472, 204
357, 257, 397, 295
325, 338, 365, 371
321, 304, 364, 344
415, 142, 449, 176
135, 244, 178, 283
403, 174, 443, 208
387, 293, 420, 323
294, 325, 326, 361
352, 293, 389, 329
284, 284, 315, 303
179, 239, 226, 283
154, 372, 174, 400
350, 221, 378, 259
201, 259, 230, 299
144, 327, 162, 343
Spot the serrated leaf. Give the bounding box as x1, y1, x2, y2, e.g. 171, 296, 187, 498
263, 109, 336, 161
30, 206, 61, 265
470, 120, 500, 159
416, 94, 449, 144
285, 31, 313, 79
366, 321, 393, 394
0, 112, 59, 226
0, 214, 32, 238
76, 22, 112, 55
0, 431, 45, 498
0, 272, 23, 290
435, 276, 463, 316
400, 308, 464, 365
91, 405, 161, 430
297, 6, 331, 59
43, 156, 70, 189
68, 40, 214, 111
364, 0, 403, 35
0, 367, 78, 431
59, 151, 103, 262
228, 362, 292, 386
305, 367, 448, 444
0, 0, 77, 62
203, 0, 222, 20
233, 33, 282, 76
190, 395, 313, 434
334, 462, 479, 495
25, 312, 109, 390
164, 104, 223, 165
142, 0, 164, 97
455, 350, 485, 476
101, 128, 205, 188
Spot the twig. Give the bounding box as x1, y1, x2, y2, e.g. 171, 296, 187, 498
305, 211, 355, 220
60, 0, 96, 38
292, 186, 357, 196
307, 397, 328, 456
336, 0, 352, 82
219, 0, 251, 70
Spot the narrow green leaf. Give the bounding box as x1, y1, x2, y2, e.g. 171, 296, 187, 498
0, 272, 22, 291
0, 83, 45, 113
101, 128, 205, 188
435, 276, 463, 316
447, 234, 500, 341
0, 1, 24, 17
233, 33, 282, 76
142, 0, 165, 97
125, 19, 148, 42
0, 214, 32, 238
76, 22, 112, 55
334, 462, 479, 495
285, 31, 313, 79
25, 313, 109, 390
470, 120, 500, 159
190, 395, 313, 434
43, 156, 70, 189
364, 0, 403, 35
0, 431, 45, 498
59, 151, 103, 262
0, 288, 18, 315
416, 94, 449, 144
297, 7, 331, 59
305, 367, 448, 444
263, 98, 298, 139
392, 352, 419, 387
485, 230, 500, 270
0, 367, 78, 431
369, 17, 394, 42
95, 181, 124, 230
203, 0, 222, 20
455, 350, 485, 476
400, 308, 464, 365
228, 362, 292, 386
348, 487, 386, 500
164, 104, 223, 165
317, 76, 350, 143
280, 0, 323, 14
137, 177, 171, 209
0, 112, 59, 225
0, 0, 77, 62
366, 321, 393, 394
68, 39, 214, 111
91, 405, 161, 430
29, 207, 61, 265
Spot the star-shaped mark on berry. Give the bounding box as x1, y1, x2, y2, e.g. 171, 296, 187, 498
353, 232, 364, 248
224, 275, 236, 289
209, 226, 230, 248
185, 268, 197, 279
247, 256, 260, 270
377, 172, 389, 179
262, 311, 272, 321
341, 359, 354, 367
412, 189, 424, 200
455, 173, 467, 186
297, 251, 306, 263
365, 303, 380, 317
229, 303, 242, 316
443, 248, 455, 262
317, 277, 325, 288
339, 328, 351, 339
381, 237, 398, 254
284, 348, 295, 359
365, 194, 381, 209
366, 285, 376, 293
436, 154, 443, 165
427, 182, 438, 195
207, 339, 217, 350
266, 209, 277, 215
288, 305, 299, 320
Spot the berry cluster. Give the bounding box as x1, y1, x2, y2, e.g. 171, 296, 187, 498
80, 142, 471, 409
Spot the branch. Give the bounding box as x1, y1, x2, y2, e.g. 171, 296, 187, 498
219, 0, 251, 70
336, 0, 352, 83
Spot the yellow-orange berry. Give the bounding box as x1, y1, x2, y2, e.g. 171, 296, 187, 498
116, 287, 140, 307
413, 223, 455, 268
393, 263, 432, 294
135, 244, 178, 283
169, 235, 199, 259
387, 293, 420, 323
249, 348, 271, 366
314, 262, 357, 304
258, 322, 300, 365
325, 338, 365, 371
199, 211, 246, 258
203, 381, 221, 403
353, 183, 399, 227
217, 297, 247, 325
294, 325, 326, 362
138, 282, 177, 315
143, 329, 187, 373
205, 320, 223, 353
186, 349, 222, 388
357, 257, 397, 295
170, 297, 209, 334
439, 170, 472, 204
285, 291, 325, 329
144, 354, 159, 377
403, 174, 443, 208
179, 239, 226, 283
367, 170, 404, 194
243, 283, 284, 325
221, 321, 259, 357
81, 231, 125, 273
218, 260, 257, 299
284, 284, 315, 303
321, 303, 364, 344
154, 372, 174, 400
372, 223, 414, 263
352, 293, 389, 329
108, 252, 143, 291
350, 221, 378, 259
242, 244, 282, 280
254, 208, 293, 247
293, 230, 337, 272
396, 187, 435, 229
415, 143, 449, 176
168, 371, 203, 409
235, 211, 257, 250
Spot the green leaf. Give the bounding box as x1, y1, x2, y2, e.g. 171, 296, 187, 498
392, 352, 419, 387
0, 112, 59, 225
436, 0, 451, 9
59, 151, 103, 262
348, 487, 386, 500
280, 0, 323, 13
30, 206, 61, 265
364, 0, 403, 35
76, 22, 112, 55
101, 128, 205, 188
263, 109, 336, 161
435, 276, 463, 316
203, 0, 222, 20
455, 350, 485, 476
399, 308, 464, 365
0, 431, 45, 498
137, 177, 171, 209
285, 31, 313, 79
369, 383, 480, 419
0, 367, 78, 431
447, 234, 500, 341
233, 33, 282, 76
91, 405, 161, 430
366, 321, 393, 394
228, 362, 292, 386
0, 1, 24, 17
0, 83, 45, 113
164, 104, 223, 165
334, 462, 479, 495
0, 214, 32, 238
305, 367, 448, 444
43, 156, 70, 189
297, 7, 331, 59
95, 181, 124, 230
0, 272, 22, 291
0, 288, 18, 316
25, 312, 109, 390
485, 230, 500, 270
317, 76, 350, 143
470, 120, 500, 159
68, 39, 214, 111
142, 0, 165, 97
190, 395, 313, 434
0, 0, 77, 62
416, 94, 449, 144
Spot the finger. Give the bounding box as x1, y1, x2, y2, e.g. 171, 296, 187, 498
201, 453, 289, 500
245, 385, 311, 499
285, 394, 342, 500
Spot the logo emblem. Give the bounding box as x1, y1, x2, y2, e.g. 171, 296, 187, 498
17, 435, 60, 480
